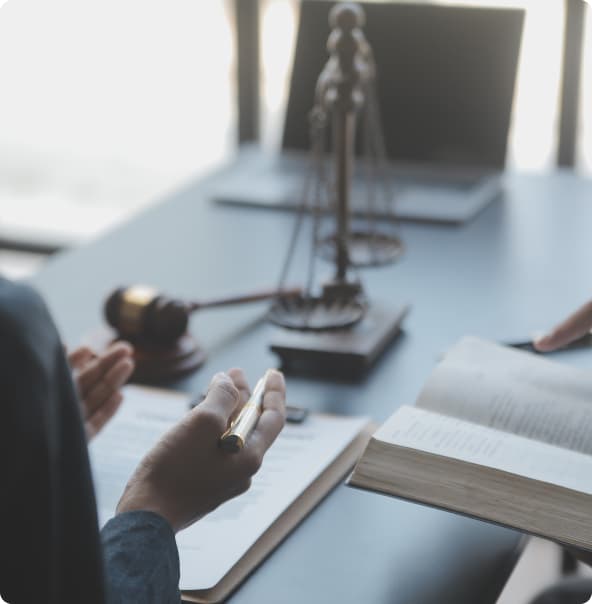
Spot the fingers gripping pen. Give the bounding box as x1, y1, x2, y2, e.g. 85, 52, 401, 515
219, 370, 272, 453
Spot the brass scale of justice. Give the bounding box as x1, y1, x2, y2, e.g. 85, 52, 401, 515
101, 3, 408, 381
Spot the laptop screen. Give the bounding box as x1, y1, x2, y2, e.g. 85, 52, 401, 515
282, 1, 525, 170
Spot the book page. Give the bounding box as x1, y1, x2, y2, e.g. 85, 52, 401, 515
416, 337, 592, 455
376, 406, 592, 495
89, 385, 367, 591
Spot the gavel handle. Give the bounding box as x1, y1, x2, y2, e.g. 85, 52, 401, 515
187, 286, 302, 312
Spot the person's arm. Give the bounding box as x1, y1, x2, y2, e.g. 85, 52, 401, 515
0, 279, 108, 604
101, 368, 286, 601
101, 510, 181, 604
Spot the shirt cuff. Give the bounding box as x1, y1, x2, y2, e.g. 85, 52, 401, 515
101, 510, 180, 604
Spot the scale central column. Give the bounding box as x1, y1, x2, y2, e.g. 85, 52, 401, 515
334, 109, 356, 282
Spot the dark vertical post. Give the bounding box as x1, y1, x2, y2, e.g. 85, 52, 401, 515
557, 0, 587, 167
334, 110, 355, 282
235, 0, 260, 144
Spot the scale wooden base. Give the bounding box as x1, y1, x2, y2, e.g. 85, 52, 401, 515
86, 328, 206, 384
270, 302, 409, 377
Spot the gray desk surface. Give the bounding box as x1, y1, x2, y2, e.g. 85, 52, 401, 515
32, 168, 592, 603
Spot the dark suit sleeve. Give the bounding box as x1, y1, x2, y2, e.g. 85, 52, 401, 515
101, 511, 181, 604
0, 278, 182, 604
0, 279, 106, 604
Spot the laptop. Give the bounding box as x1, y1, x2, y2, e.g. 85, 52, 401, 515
211, 1, 525, 225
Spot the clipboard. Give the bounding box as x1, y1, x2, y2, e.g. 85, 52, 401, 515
182, 423, 373, 604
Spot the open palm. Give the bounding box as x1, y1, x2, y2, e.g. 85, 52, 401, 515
68, 342, 135, 440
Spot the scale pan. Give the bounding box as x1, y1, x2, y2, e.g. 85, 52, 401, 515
317, 230, 404, 267
268, 295, 366, 331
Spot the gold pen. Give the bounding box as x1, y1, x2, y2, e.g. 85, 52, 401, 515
219, 370, 272, 453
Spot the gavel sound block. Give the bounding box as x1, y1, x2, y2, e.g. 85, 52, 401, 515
92, 285, 300, 383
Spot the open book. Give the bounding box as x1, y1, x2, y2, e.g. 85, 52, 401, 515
89, 385, 371, 603
348, 337, 592, 551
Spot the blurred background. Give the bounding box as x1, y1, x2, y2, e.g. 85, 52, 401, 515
1, 0, 590, 279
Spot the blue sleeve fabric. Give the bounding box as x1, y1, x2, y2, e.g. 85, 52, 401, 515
101, 511, 182, 604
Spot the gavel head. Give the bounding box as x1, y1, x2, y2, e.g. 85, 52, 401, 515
105, 286, 189, 346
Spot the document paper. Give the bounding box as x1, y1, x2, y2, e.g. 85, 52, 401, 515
89, 385, 367, 590
417, 337, 592, 455
378, 406, 592, 495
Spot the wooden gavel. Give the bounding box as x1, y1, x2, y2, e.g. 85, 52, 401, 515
105, 285, 301, 346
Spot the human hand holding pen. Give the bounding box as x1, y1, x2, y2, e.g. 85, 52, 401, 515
534, 300, 592, 352
220, 370, 272, 453
116, 368, 286, 533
